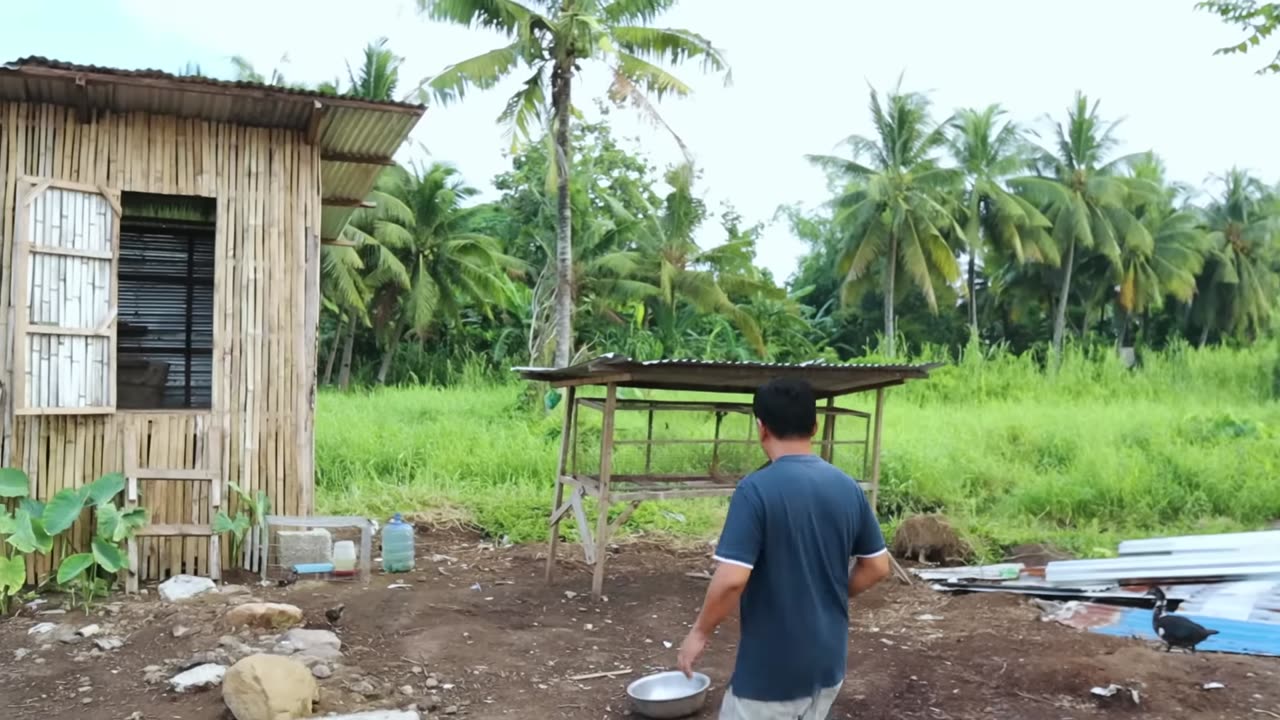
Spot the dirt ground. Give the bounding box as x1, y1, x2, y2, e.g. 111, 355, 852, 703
1, 528, 1277, 720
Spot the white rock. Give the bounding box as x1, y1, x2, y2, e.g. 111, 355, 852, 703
159, 575, 217, 602
325, 707, 419, 712
94, 637, 124, 651
172, 625, 194, 638
77, 624, 101, 637
169, 663, 227, 693
311, 664, 333, 679
281, 628, 342, 658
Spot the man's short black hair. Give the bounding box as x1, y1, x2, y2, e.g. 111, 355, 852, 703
753, 378, 817, 439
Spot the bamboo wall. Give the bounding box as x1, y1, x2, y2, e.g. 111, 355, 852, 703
0, 102, 322, 582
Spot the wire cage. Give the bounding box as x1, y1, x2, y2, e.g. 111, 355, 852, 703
257, 515, 376, 584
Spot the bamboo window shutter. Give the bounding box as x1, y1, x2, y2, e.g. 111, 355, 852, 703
12, 178, 121, 414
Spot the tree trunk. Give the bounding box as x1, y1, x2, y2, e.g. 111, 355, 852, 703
321, 315, 342, 385
967, 251, 978, 335
376, 317, 406, 385
338, 314, 357, 391
1051, 237, 1076, 360
884, 234, 898, 358
551, 59, 575, 369
1198, 321, 1211, 349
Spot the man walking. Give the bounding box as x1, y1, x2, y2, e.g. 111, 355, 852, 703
677, 378, 891, 719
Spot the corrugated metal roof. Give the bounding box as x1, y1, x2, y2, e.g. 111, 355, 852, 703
0, 57, 426, 241
514, 353, 940, 397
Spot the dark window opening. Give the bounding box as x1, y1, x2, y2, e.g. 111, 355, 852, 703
118, 193, 215, 410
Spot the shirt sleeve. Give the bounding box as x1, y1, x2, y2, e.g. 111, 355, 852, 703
851, 492, 887, 558
713, 484, 764, 569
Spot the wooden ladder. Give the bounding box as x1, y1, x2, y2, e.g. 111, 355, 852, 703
123, 426, 223, 592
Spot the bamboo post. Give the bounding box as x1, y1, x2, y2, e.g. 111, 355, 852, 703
545, 385, 577, 583
591, 384, 618, 599
869, 388, 885, 511
820, 397, 836, 462
643, 408, 655, 474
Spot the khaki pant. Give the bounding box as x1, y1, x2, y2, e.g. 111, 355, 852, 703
719, 683, 843, 720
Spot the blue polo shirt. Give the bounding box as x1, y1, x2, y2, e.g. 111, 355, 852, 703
712, 454, 886, 702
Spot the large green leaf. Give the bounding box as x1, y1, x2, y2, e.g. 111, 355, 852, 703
18, 498, 44, 520
212, 511, 237, 534
0, 555, 25, 595
85, 473, 126, 505
57, 553, 94, 585
0, 468, 29, 498
0, 509, 16, 537
42, 488, 89, 536
92, 538, 126, 573
7, 508, 52, 554
96, 503, 121, 543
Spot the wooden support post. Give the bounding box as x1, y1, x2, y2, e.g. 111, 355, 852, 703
545, 386, 576, 583
124, 426, 140, 594
869, 388, 885, 512
643, 408, 655, 474
820, 397, 836, 462
591, 384, 618, 599
866, 387, 908, 583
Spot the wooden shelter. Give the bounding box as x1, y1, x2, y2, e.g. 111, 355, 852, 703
517, 354, 939, 597
0, 57, 424, 583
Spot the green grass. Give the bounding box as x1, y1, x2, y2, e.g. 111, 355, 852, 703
316, 341, 1280, 560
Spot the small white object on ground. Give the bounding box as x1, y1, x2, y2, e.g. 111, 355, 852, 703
1202, 682, 1226, 690
159, 575, 217, 602
94, 637, 125, 651
322, 707, 417, 712
1091, 684, 1140, 704
662, 641, 672, 649
77, 624, 101, 637
169, 664, 227, 693
388, 583, 412, 589
915, 614, 944, 621
28, 622, 56, 635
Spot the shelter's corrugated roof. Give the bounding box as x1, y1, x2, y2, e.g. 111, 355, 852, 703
0, 57, 426, 240
514, 354, 940, 396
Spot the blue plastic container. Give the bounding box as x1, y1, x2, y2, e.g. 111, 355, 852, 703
381, 513, 415, 573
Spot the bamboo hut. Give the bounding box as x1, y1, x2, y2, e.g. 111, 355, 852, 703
0, 57, 425, 583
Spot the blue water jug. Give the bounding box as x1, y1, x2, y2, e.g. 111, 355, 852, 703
381, 513, 415, 573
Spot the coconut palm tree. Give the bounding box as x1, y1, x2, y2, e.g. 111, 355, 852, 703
1111, 154, 1208, 346
416, 0, 730, 366
1009, 93, 1157, 358
628, 163, 775, 356
949, 105, 1055, 335
1192, 168, 1280, 345
807, 81, 963, 357
345, 163, 523, 384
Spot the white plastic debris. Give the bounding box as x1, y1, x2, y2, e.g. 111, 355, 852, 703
77, 624, 101, 637
1202, 682, 1226, 690
1091, 684, 1140, 704
914, 614, 944, 621
169, 663, 227, 693
158, 575, 216, 602
388, 582, 412, 590
28, 622, 56, 635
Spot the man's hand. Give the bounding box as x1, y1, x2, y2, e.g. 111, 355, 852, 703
676, 628, 709, 678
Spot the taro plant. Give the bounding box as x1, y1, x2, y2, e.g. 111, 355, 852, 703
213, 482, 271, 565
0, 467, 30, 615
0, 468, 147, 613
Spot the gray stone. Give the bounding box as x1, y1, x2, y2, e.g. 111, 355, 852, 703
399, 685, 415, 696
443, 706, 458, 715
13, 648, 30, 661
281, 628, 340, 654
158, 575, 216, 602
424, 677, 439, 689
76, 624, 101, 637
311, 664, 333, 679
172, 625, 194, 639
94, 637, 124, 651
169, 663, 227, 693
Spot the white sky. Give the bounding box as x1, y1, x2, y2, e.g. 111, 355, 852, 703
106, 1, 1280, 279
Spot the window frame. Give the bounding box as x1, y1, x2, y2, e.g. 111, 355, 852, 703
12, 177, 121, 415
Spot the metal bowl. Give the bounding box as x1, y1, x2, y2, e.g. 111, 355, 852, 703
626, 671, 711, 719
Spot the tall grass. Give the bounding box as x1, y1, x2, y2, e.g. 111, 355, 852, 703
316, 342, 1280, 558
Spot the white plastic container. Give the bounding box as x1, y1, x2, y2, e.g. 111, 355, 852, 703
332, 540, 357, 576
